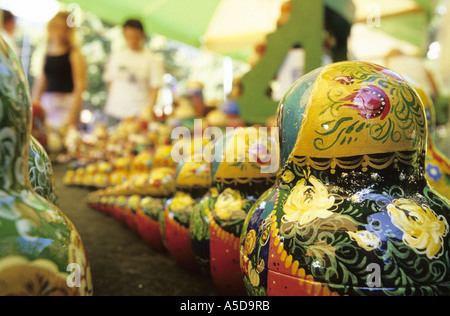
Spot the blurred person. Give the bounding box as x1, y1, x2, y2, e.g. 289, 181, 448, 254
103, 19, 164, 125
32, 12, 86, 129
185, 80, 207, 117
1, 10, 19, 56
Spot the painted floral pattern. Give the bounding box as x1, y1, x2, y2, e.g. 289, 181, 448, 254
282, 176, 336, 225
0, 37, 92, 296
387, 199, 449, 259
213, 189, 245, 221
0, 256, 77, 296
28, 137, 58, 205
241, 61, 450, 296
168, 191, 196, 227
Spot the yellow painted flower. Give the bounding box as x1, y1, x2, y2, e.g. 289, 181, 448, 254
128, 195, 141, 211
171, 192, 196, 213
244, 230, 257, 255
348, 231, 381, 252
281, 170, 295, 184
387, 199, 449, 259
0, 256, 77, 296
214, 189, 243, 220
283, 176, 336, 225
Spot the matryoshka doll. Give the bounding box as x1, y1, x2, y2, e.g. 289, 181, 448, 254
106, 195, 117, 218
98, 187, 113, 216
82, 163, 98, 188
163, 154, 211, 270
124, 194, 142, 234
0, 36, 92, 295
73, 166, 85, 186
190, 127, 277, 296
87, 190, 101, 210
112, 195, 128, 224
110, 156, 132, 186
137, 196, 167, 252
63, 169, 75, 186
153, 145, 177, 169
93, 161, 113, 188
98, 194, 109, 215
136, 167, 176, 251
413, 85, 450, 199
129, 150, 154, 180
241, 61, 450, 296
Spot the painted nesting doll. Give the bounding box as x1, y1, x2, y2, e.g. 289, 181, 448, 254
63, 169, 75, 186
135, 167, 176, 251
86, 192, 99, 210
93, 161, 113, 188
29, 136, 58, 205
414, 85, 450, 199
163, 155, 211, 270
153, 145, 177, 169
137, 196, 167, 252
73, 167, 85, 186
110, 156, 132, 186
82, 163, 97, 188
190, 128, 277, 296
130, 150, 154, 180
124, 194, 141, 234
241, 61, 450, 296
98, 195, 109, 215
0, 37, 92, 295
112, 195, 128, 224
106, 195, 117, 218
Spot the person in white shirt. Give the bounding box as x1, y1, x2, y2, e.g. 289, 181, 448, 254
1, 10, 20, 57
103, 19, 164, 125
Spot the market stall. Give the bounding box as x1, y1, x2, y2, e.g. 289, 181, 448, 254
0, 0, 449, 299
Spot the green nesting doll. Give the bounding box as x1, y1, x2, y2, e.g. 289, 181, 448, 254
0, 36, 92, 295
241, 61, 450, 296
190, 127, 277, 296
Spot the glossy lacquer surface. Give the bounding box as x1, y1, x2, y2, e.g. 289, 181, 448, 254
29, 136, 58, 205
0, 37, 92, 295
241, 61, 450, 296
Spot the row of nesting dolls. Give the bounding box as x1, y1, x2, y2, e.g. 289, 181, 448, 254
87, 127, 276, 296
87, 60, 450, 297
0, 38, 92, 295
63, 145, 173, 189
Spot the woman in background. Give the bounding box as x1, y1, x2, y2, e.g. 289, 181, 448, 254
32, 12, 86, 129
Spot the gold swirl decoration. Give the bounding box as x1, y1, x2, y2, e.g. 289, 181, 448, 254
291, 151, 421, 173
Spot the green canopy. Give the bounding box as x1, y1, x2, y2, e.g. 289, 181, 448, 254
59, 0, 431, 56
60, 0, 221, 48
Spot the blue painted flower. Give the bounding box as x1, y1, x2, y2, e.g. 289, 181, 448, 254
426, 163, 443, 182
